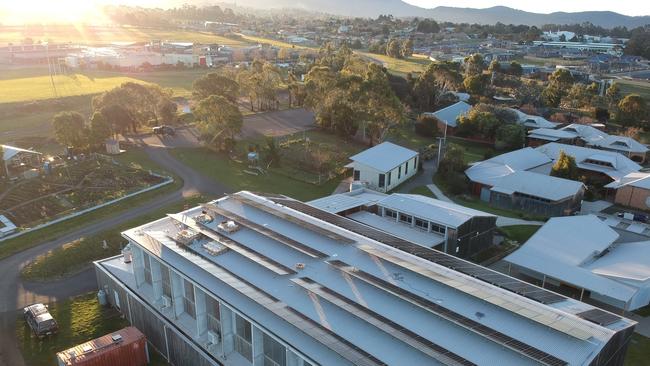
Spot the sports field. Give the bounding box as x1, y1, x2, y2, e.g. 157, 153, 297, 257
0, 67, 210, 103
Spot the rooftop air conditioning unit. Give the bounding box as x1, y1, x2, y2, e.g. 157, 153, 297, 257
218, 220, 240, 233
162, 296, 172, 309
207, 330, 221, 345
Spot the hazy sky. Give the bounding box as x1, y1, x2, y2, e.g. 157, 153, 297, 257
403, 0, 649, 16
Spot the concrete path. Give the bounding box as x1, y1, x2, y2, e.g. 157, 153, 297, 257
0, 145, 230, 366
426, 184, 452, 202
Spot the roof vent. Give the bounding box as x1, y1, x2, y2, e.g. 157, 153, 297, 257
218, 220, 240, 233
203, 241, 228, 256
111, 333, 123, 342
295, 263, 305, 270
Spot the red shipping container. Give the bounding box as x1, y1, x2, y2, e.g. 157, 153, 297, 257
56, 327, 149, 366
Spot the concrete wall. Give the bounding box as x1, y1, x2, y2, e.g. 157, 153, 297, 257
614, 186, 650, 211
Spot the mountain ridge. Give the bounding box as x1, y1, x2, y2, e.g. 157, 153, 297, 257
225, 0, 650, 28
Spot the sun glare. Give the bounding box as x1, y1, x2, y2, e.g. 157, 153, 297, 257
1, 0, 106, 25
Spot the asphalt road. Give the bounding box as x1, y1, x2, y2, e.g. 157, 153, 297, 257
0, 144, 229, 366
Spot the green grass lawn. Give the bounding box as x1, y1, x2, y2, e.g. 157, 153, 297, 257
21, 195, 206, 281
0, 149, 182, 260
16, 292, 168, 366
0, 74, 153, 103
171, 147, 341, 201
625, 334, 650, 366
448, 137, 494, 164
408, 185, 436, 198
617, 79, 650, 102
358, 52, 430, 75
634, 305, 650, 317
497, 225, 541, 244
0, 67, 210, 104
237, 34, 315, 50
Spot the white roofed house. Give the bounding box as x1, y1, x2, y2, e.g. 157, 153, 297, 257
465, 147, 585, 217
529, 124, 649, 163
508, 108, 558, 130
346, 142, 419, 193
423, 101, 472, 135
95, 191, 637, 366
505, 215, 650, 311
605, 172, 650, 211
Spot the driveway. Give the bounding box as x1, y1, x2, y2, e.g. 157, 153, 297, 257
0, 145, 229, 366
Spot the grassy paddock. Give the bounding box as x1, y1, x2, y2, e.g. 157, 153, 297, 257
617, 79, 650, 101
171, 147, 340, 201
359, 52, 429, 75
21, 195, 206, 281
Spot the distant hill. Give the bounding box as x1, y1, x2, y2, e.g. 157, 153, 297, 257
224, 0, 650, 28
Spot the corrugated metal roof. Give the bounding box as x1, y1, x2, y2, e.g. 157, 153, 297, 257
349, 142, 418, 173
1, 144, 41, 161
491, 171, 584, 201
465, 147, 552, 186
504, 216, 648, 305
377, 193, 495, 228
428, 101, 472, 127
536, 143, 642, 180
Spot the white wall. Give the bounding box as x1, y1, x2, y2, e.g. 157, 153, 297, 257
352, 155, 418, 193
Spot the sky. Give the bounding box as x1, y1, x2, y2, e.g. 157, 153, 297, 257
403, 0, 650, 16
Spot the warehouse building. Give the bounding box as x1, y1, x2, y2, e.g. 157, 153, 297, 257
95, 191, 636, 366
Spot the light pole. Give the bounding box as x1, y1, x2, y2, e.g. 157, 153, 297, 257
436, 122, 448, 170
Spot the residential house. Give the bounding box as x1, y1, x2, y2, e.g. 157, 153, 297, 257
424, 101, 472, 135
605, 172, 650, 210
346, 142, 418, 193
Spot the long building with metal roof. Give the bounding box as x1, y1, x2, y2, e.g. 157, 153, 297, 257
95, 191, 636, 366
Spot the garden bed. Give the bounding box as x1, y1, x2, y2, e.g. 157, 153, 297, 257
0, 155, 166, 229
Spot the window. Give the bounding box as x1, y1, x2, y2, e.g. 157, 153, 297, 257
143, 254, 152, 285
161, 266, 172, 299
387, 172, 392, 186
353, 170, 360, 181
430, 223, 446, 234
183, 279, 196, 319
414, 156, 418, 170
378, 174, 385, 188
398, 166, 401, 179
234, 315, 253, 361
263, 333, 286, 366
206, 296, 221, 334
405, 161, 409, 175
399, 213, 412, 224
415, 218, 428, 230
384, 209, 397, 219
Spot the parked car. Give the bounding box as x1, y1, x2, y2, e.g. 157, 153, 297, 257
153, 125, 176, 136
23, 303, 58, 338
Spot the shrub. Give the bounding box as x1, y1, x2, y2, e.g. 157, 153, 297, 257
415, 115, 440, 138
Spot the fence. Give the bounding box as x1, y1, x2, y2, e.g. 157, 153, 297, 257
0, 176, 173, 243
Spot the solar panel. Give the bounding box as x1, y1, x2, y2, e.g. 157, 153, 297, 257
167, 213, 296, 275
327, 260, 568, 366
145, 228, 386, 366
202, 203, 329, 259
266, 196, 565, 305
576, 309, 622, 326
292, 277, 476, 366
232, 194, 356, 244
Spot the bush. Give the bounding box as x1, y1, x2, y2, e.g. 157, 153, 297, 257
415, 115, 440, 138
446, 173, 469, 195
